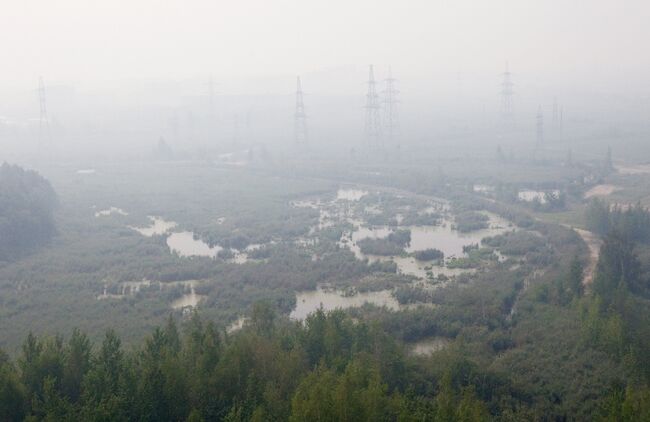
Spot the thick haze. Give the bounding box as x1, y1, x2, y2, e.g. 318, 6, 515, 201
3, 0, 649, 93
1, 0, 649, 161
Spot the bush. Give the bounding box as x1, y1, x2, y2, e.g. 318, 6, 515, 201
455, 211, 489, 233
414, 248, 444, 261
388, 229, 412, 247
0, 163, 57, 261
357, 238, 404, 256
217, 248, 235, 259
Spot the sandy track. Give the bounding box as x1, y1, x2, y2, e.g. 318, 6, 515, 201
616, 163, 650, 175
584, 184, 620, 199
573, 228, 602, 286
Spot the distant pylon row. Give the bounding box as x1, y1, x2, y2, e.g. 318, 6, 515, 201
294, 65, 400, 149
500, 64, 564, 145
365, 65, 399, 149
38, 76, 50, 143
500, 62, 514, 123
294, 76, 308, 145
535, 100, 564, 146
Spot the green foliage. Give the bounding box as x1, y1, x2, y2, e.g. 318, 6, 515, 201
0, 308, 538, 421
289, 360, 395, 422
387, 229, 412, 247
413, 248, 444, 261
593, 232, 642, 300
356, 229, 411, 256
454, 211, 489, 233
567, 255, 585, 298
534, 255, 584, 305
357, 238, 404, 256
600, 384, 650, 421
0, 163, 57, 262
482, 231, 547, 257
586, 199, 650, 244
446, 248, 496, 269
0, 352, 26, 422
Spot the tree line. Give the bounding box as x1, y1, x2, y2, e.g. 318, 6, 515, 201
0, 163, 57, 262
0, 303, 505, 421
585, 199, 650, 243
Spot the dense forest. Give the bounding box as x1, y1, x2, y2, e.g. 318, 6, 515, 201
585, 199, 650, 243
1, 160, 650, 420
1, 230, 649, 421
0, 163, 57, 262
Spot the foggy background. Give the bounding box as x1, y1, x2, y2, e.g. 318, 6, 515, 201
1, 0, 649, 161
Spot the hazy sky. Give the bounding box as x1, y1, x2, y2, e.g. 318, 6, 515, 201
2, 0, 649, 94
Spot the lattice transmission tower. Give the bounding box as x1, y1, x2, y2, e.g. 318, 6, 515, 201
536, 105, 544, 146
208, 76, 215, 118
382, 67, 399, 147
500, 62, 514, 125
364, 65, 382, 148
294, 76, 308, 145
38, 76, 51, 143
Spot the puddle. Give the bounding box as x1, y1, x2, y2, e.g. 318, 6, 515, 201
167, 232, 222, 258
293, 187, 513, 279
97, 279, 206, 310
290, 287, 399, 320
584, 184, 621, 198
337, 189, 368, 201
386, 256, 475, 278
170, 281, 206, 310
97, 279, 153, 300
405, 214, 510, 256
339, 214, 510, 277
473, 184, 495, 194
95, 207, 128, 217
76, 169, 96, 175
131, 217, 262, 263
292, 199, 322, 209
227, 316, 248, 333
132, 217, 177, 236
409, 337, 451, 356
518, 190, 560, 203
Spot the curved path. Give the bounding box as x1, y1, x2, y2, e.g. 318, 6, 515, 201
572, 228, 602, 286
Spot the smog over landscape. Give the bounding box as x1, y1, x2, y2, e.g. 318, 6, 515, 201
1, 1, 650, 420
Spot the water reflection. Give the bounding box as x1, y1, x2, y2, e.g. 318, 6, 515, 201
167, 231, 222, 258
97, 279, 206, 310
95, 207, 128, 217
404, 214, 511, 256
132, 216, 177, 236
336, 189, 368, 201
339, 212, 511, 278
518, 189, 560, 203
291, 287, 399, 320
170, 281, 206, 309
227, 316, 248, 333
409, 337, 451, 356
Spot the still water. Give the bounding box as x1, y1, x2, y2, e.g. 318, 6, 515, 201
167, 231, 222, 258
132, 216, 177, 236
290, 287, 399, 320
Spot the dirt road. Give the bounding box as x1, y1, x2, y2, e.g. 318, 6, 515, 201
572, 228, 602, 286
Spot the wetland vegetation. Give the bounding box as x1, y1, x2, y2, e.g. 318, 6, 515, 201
2, 143, 650, 420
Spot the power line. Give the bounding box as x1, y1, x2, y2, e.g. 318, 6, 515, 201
382, 67, 399, 147
500, 62, 514, 125
364, 65, 381, 148
294, 76, 308, 145
536, 105, 544, 146
38, 76, 51, 143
